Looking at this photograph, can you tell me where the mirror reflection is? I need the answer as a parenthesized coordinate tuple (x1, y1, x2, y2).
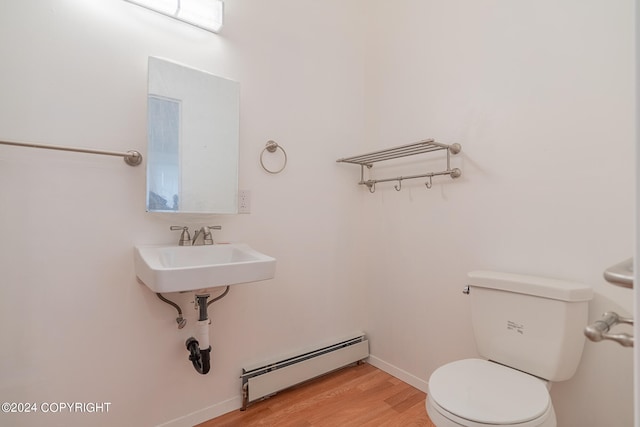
(147, 57, 240, 214)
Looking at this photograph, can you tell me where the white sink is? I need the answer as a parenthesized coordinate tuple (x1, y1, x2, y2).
(134, 243, 276, 293)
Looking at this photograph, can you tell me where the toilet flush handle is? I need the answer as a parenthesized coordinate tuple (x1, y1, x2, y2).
(462, 285, 470, 295)
(584, 311, 634, 347)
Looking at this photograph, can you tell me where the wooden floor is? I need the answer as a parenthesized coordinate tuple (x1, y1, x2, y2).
(197, 363, 436, 427)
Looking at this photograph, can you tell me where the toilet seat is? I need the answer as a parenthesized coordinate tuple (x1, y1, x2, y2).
(427, 359, 553, 426)
(427, 394, 554, 427)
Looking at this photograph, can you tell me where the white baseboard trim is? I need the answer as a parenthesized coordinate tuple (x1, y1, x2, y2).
(156, 395, 242, 427)
(367, 355, 429, 393)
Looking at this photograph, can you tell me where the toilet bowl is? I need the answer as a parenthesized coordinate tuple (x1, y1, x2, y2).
(425, 271, 592, 427)
(426, 359, 556, 427)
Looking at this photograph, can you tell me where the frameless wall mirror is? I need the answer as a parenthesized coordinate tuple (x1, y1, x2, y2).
(146, 57, 239, 214)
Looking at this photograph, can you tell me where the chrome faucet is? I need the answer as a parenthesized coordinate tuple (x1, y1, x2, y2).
(170, 225, 222, 246)
(196, 225, 222, 245)
(170, 226, 192, 246)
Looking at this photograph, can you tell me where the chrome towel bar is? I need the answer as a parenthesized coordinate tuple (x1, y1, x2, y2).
(0, 138, 143, 166)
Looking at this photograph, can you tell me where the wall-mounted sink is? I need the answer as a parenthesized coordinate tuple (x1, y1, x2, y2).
(603, 258, 633, 289)
(134, 244, 276, 293)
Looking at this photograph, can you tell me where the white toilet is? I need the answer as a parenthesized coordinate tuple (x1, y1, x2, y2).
(426, 270, 593, 427)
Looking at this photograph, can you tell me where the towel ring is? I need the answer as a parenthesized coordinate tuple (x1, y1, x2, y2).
(260, 140, 287, 174)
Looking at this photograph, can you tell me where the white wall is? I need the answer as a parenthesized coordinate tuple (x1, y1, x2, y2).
(363, 1, 635, 426)
(0, 1, 367, 426)
(0, 1, 635, 427)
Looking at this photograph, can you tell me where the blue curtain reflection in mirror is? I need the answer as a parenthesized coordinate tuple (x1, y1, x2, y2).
(147, 95, 180, 211)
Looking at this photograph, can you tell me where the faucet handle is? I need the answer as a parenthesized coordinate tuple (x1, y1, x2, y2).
(170, 226, 192, 246)
(202, 226, 222, 245)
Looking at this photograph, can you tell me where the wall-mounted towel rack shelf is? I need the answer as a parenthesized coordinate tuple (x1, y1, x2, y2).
(0, 139, 143, 166)
(336, 139, 461, 193)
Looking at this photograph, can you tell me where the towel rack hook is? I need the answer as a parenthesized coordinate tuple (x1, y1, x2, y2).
(425, 176, 433, 189)
(367, 182, 376, 193)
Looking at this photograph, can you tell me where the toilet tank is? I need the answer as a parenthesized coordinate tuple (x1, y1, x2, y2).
(468, 270, 593, 382)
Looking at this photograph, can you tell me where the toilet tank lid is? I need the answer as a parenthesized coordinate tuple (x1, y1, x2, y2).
(468, 270, 593, 302)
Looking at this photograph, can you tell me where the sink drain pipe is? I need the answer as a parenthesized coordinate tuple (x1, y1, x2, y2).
(184, 287, 230, 375)
(186, 293, 212, 375)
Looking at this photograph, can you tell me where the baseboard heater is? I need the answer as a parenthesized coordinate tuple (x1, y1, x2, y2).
(240, 333, 369, 410)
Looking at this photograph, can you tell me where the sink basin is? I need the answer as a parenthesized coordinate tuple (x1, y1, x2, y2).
(603, 258, 633, 289)
(134, 243, 276, 293)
